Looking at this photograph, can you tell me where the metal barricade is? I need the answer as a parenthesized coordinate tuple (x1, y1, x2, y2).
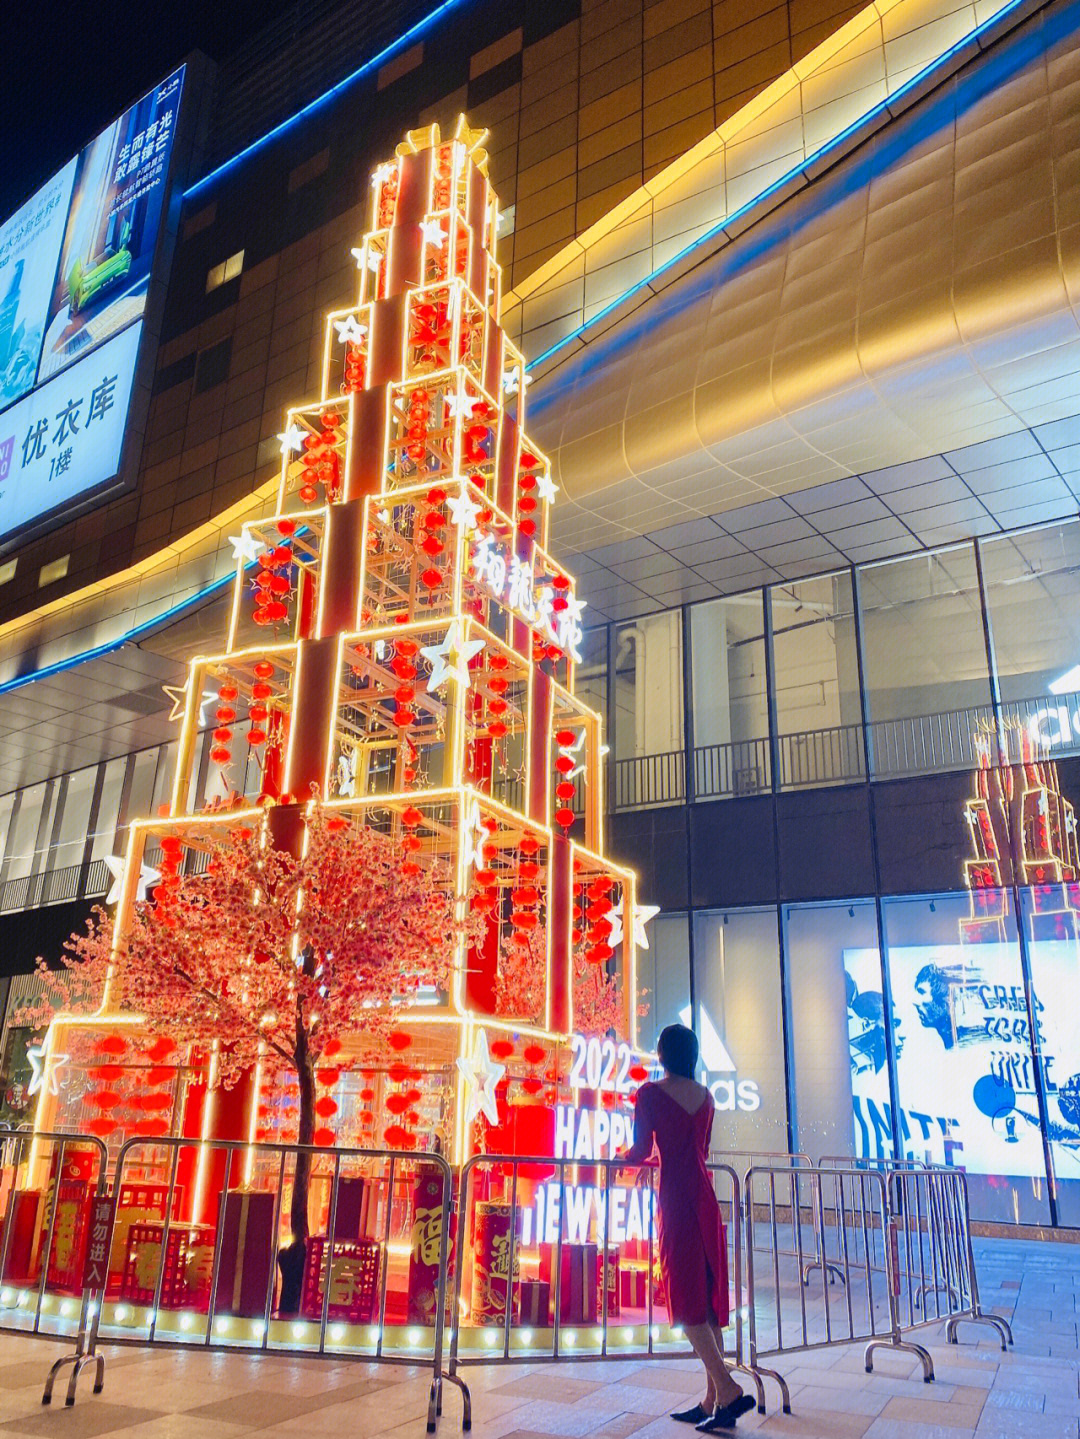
(103, 1137, 459, 1431)
(0, 1131, 459, 1430)
(0, 1127, 110, 1405)
(884, 1166, 1012, 1355)
(744, 1161, 1011, 1389)
(745, 1163, 928, 1377)
(443, 1153, 787, 1427)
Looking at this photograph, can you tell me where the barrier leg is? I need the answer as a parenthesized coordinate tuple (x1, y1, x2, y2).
(865, 1336, 934, 1382)
(440, 1371, 472, 1431)
(427, 1376, 441, 1433)
(42, 1353, 76, 1406)
(945, 1313, 1012, 1350)
(735, 1360, 791, 1415)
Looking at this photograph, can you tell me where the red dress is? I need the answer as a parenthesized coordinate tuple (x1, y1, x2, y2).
(623, 1081, 729, 1327)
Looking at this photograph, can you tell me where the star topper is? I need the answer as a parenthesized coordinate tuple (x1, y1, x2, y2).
(27, 1042, 68, 1099)
(456, 1029, 505, 1128)
(162, 684, 217, 724)
(421, 619, 484, 693)
(103, 856, 161, 907)
(229, 530, 263, 565)
(333, 314, 369, 346)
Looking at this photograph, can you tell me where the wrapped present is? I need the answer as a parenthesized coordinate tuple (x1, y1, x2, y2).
(620, 1264, 648, 1310)
(217, 1190, 275, 1317)
(470, 1202, 520, 1324)
(108, 1184, 170, 1295)
(599, 1245, 619, 1320)
(518, 1278, 550, 1327)
(335, 1177, 369, 1239)
(45, 1180, 93, 1295)
(407, 1168, 444, 1325)
(300, 1236, 381, 1322)
(1, 1190, 44, 1285)
(539, 1242, 598, 1324)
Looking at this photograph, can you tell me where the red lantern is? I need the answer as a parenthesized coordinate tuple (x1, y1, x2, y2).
(388, 1031, 412, 1051)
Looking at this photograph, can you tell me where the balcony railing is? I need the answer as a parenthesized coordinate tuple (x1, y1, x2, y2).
(0, 858, 111, 916)
(613, 750, 686, 810)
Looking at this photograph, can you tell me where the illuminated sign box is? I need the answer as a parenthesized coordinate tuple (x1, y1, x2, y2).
(0, 65, 185, 545)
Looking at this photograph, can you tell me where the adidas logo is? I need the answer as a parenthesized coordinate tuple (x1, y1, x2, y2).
(680, 1005, 761, 1113)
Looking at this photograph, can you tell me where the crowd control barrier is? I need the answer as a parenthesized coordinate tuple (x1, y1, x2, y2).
(443, 1153, 789, 1427)
(743, 1161, 1011, 1386)
(0, 1131, 459, 1430)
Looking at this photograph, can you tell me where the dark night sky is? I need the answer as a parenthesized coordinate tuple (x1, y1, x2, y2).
(0, 0, 304, 222)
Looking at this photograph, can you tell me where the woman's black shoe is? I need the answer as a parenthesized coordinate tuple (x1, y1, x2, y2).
(694, 1393, 756, 1431)
(671, 1404, 710, 1424)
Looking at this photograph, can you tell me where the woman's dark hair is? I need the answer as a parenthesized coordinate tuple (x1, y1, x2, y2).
(657, 1023, 699, 1079)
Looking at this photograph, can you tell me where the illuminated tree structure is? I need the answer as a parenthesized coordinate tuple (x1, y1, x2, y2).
(963, 722, 1080, 941)
(32, 118, 653, 1182)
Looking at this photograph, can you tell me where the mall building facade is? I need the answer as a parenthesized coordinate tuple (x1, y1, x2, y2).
(0, 0, 1079, 1229)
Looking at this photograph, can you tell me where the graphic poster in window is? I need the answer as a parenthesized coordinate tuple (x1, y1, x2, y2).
(845, 943, 1080, 1178)
(38, 67, 184, 385)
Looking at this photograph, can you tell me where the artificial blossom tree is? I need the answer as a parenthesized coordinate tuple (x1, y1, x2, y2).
(30, 804, 474, 1305)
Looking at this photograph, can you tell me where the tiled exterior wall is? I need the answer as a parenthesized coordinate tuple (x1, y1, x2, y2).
(0, 0, 864, 623)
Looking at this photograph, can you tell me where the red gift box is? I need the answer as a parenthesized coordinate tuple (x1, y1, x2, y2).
(217, 1190, 275, 1317)
(518, 1278, 550, 1326)
(539, 1242, 598, 1324)
(620, 1265, 648, 1310)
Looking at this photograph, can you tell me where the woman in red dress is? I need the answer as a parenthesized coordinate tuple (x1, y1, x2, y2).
(622, 1025, 754, 1432)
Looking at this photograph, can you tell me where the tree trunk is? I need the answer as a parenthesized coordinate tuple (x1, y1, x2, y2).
(277, 1011, 316, 1314)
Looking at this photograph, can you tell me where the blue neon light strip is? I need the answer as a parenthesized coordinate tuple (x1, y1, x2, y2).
(0, 566, 239, 698)
(186, 0, 472, 199)
(531, 0, 1033, 370)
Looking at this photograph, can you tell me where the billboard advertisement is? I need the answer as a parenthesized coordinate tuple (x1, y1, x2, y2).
(0, 65, 184, 544)
(0, 322, 142, 538)
(844, 942, 1080, 1182)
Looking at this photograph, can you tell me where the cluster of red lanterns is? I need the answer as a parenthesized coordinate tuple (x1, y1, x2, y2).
(508, 830, 541, 952)
(411, 305, 449, 367)
(154, 834, 184, 908)
(417, 485, 447, 591)
(554, 729, 579, 830)
(82, 1034, 177, 1138)
(518, 451, 541, 538)
(343, 337, 365, 394)
(375, 165, 399, 229)
(391, 637, 420, 730)
(248, 659, 276, 747)
(469, 814, 502, 917)
(399, 803, 425, 875)
(383, 1032, 423, 1149)
(252, 538, 293, 627)
(297, 412, 342, 504)
(575, 872, 617, 966)
(483, 652, 510, 739)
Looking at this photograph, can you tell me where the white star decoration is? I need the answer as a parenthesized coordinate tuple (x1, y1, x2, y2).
(350, 246, 366, 268)
(502, 370, 531, 397)
(563, 728, 587, 780)
(334, 314, 369, 346)
(420, 218, 446, 247)
(456, 1029, 505, 1129)
(609, 898, 661, 950)
(536, 471, 558, 504)
(371, 163, 394, 189)
(444, 392, 477, 419)
(421, 619, 484, 694)
(277, 425, 306, 455)
(27, 1042, 68, 1099)
(447, 490, 482, 531)
(103, 856, 161, 907)
(229, 531, 263, 565)
(464, 799, 488, 873)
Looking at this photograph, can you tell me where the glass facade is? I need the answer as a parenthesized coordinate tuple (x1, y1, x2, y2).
(3, 516, 1080, 1228)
